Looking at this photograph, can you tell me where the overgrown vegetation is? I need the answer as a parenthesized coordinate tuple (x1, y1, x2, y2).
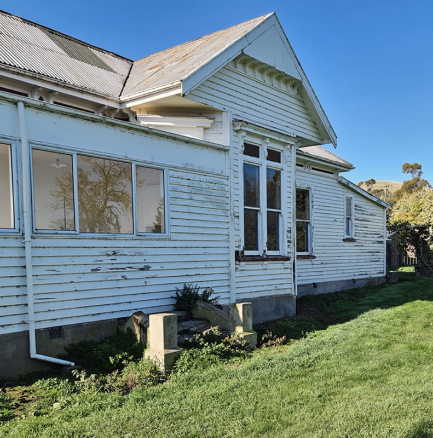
(59, 329, 145, 374)
(175, 328, 252, 373)
(2, 268, 433, 437)
(172, 283, 220, 313)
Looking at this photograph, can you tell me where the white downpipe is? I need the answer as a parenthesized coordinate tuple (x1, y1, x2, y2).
(291, 143, 297, 297)
(17, 102, 75, 367)
(224, 111, 236, 304)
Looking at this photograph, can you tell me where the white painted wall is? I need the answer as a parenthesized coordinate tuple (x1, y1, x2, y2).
(188, 63, 322, 144)
(296, 168, 386, 284)
(0, 102, 230, 335)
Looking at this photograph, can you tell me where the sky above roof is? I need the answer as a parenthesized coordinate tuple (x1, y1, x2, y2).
(1, 0, 432, 185)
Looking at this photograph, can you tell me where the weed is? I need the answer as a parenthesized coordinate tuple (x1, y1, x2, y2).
(259, 331, 287, 348)
(172, 284, 220, 313)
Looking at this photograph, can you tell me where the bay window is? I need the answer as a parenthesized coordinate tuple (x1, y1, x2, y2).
(243, 142, 282, 256)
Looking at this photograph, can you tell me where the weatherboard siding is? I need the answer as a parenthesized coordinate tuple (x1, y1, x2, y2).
(188, 63, 322, 143)
(0, 102, 230, 335)
(232, 131, 295, 300)
(0, 168, 230, 335)
(296, 169, 386, 285)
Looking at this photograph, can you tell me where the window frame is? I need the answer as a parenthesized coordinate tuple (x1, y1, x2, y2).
(0, 139, 19, 233)
(30, 144, 169, 238)
(241, 141, 284, 257)
(345, 196, 354, 239)
(296, 187, 313, 255)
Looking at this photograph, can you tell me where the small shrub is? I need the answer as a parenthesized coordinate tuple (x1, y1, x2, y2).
(60, 329, 145, 374)
(172, 284, 220, 313)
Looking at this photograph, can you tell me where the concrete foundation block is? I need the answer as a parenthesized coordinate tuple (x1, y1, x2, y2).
(192, 301, 234, 331)
(145, 313, 180, 371)
(120, 311, 149, 344)
(231, 303, 257, 347)
(239, 331, 257, 348)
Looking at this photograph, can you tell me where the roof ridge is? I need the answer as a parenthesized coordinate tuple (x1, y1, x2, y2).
(0, 9, 133, 62)
(133, 13, 273, 63)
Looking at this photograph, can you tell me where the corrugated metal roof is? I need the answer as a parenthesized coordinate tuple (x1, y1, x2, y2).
(299, 145, 354, 169)
(0, 10, 132, 98)
(121, 14, 272, 99)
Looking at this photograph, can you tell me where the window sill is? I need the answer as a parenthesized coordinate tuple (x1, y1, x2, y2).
(296, 254, 316, 260)
(343, 238, 356, 242)
(235, 251, 291, 262)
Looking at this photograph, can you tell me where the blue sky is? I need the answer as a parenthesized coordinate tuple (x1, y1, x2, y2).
(1, 0, 432, 184)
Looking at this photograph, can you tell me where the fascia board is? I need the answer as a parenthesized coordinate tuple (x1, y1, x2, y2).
(297, 153, 353, 172)
(0, 68, 119, 107)
(181, 15, 275, 96)
(270, 14, 337, 147)
(338, 176, 390, 208)
(120, 86, 182, 108)
(182, 13, 336, 148)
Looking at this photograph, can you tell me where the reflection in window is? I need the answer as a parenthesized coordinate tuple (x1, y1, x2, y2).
(32, 149, 75, 231)
(345, 197, 354, 237)
(136, 166, 165, 233)
(296, 188, 311, 253)
(0, 143, 14, 229)
(267, 168, 281, 251)
(244, 163, 260, 250)
(77, 155, 133, 234)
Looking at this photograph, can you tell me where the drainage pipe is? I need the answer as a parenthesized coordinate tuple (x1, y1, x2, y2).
(17, 101, 75, 367)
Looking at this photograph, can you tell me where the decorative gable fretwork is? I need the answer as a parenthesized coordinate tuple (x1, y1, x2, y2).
(231, 54, 302, 95)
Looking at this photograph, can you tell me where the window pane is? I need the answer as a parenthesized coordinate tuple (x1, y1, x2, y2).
(267, 168, 281, 209)
(244, 163, 260, 207)
(296, 189, 310, 220)
(346, 218, 352, 236)
(32, 149, 75, 231)
(346, 197, 352, 216)
(267, 149, 281, 163)
(0, 143, 14, 228)
(244, 209, 258, 251)
(267, 211, 279, 251)
(243, 143, 260, 158)
(77, 155, 133, 234)
(296, 222, 309, 253)
(136, 166, 165, 233)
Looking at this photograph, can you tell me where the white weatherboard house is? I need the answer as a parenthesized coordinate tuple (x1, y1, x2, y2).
(0, 11, 388, 376)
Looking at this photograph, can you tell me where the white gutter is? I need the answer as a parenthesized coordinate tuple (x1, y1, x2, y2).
(291, 143, 298, 298)
(17, 101, 75, 367)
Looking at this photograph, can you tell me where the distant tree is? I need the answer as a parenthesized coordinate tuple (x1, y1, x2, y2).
(393, 162, 431, 201)
(364, 178, 376, 192)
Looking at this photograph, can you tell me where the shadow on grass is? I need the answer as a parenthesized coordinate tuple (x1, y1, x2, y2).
(404, 420, 433, 438)
(255, 268, 433, 345)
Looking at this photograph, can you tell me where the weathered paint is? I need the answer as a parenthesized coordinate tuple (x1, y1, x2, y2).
(296, 168, 386, 285)
(0, 102, 231, 335)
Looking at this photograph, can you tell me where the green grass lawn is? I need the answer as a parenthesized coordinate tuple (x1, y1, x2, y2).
(2, 268, 433, 437)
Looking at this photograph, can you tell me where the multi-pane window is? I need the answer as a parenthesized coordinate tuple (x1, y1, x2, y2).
(243, 142, 282, 255)
(31, 148, 166, 235)
(296, 188, 311, 253)
(345, 196, 354, 238)
(0, 143, 14, 229)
